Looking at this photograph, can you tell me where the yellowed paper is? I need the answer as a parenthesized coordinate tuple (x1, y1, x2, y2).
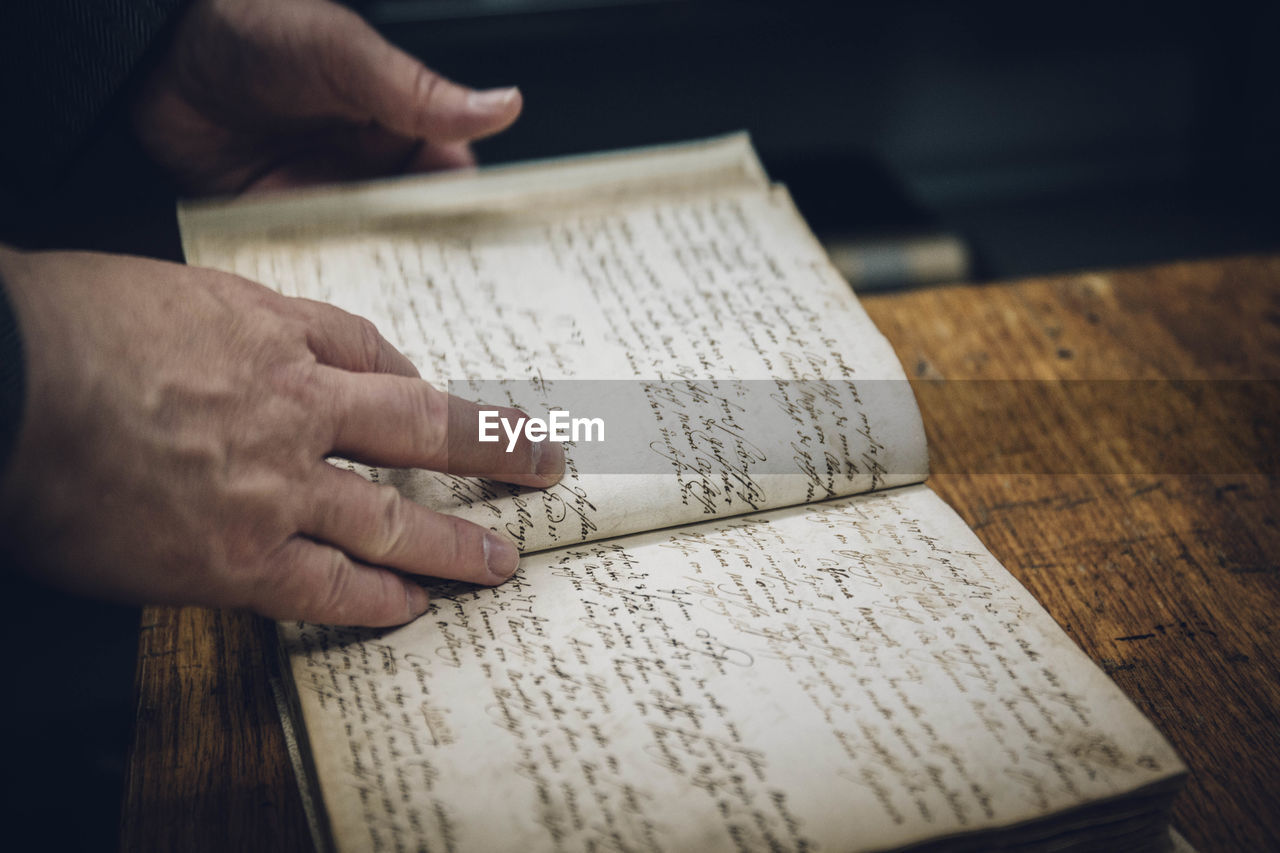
(180, 136, 928, 554)
(181, 138, 1183, 852)
(284, 486, 1184, 852)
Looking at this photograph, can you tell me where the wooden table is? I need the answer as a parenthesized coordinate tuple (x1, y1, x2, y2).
(121, 255, 1280, 851)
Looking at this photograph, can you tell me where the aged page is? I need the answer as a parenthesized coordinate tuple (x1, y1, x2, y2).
(179, 136, 927, 554)
(282, 485, 1184, 852)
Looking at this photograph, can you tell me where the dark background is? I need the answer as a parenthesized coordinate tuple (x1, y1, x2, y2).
(5, 0, 1278, 849)
(373, 0, 1280, 277)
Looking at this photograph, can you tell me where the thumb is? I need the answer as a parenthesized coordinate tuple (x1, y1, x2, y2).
(317, 5, 522, 142)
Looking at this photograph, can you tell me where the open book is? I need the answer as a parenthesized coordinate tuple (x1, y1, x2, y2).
(180, 136, 1186, 853)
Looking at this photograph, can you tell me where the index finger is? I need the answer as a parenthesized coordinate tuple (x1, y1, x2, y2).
(320, 368, 565, 487)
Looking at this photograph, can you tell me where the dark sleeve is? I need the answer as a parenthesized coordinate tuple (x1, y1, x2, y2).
(0, 1, 192, 197)
(0, 1, 192, 471)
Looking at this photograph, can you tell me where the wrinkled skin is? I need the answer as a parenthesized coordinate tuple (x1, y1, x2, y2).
(132, 0, 523, 193)
(1, 0, 554, 626)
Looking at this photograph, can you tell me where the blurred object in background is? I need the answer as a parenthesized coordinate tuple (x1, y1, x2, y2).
(367, 0, 1280, 285)
(825, 232, 971, 292)
(777, 150, 971, 290)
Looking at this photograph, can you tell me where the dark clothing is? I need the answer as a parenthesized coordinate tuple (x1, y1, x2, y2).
(0, 2, 188, 198)
(1, 13, 196, 848)
(0, 1, 190, 472)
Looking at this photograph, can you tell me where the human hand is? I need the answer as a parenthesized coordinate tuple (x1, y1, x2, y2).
(0, 247, 562, 626)
(131, 0, 523, 194)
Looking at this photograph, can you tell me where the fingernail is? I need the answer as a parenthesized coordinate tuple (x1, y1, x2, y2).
(483, 531, 520, 582)
(468, 87, 520, 112)
(405, 583, 430, 619)
(535, 440, 565, 481)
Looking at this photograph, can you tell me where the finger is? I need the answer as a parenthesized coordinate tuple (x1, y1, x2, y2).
(258, 537, 431, 627)
(317, 7, 522, 142)
(244, 163, 327, 194)
(407, 141, 477, 173)
(305, 465, 520, 584)
(245, 151, 379, 192)
(239, 127, 425, 189)
(243, 129, 474, 190)
(318, 368, 566, 486)
(291, 298, 420, 377)
(347, 124, 423, 175)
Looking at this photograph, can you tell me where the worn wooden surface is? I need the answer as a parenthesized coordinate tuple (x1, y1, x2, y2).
(122, 255, 1280, 851)
(863, 255, 1280, 852)
(121, 606, 313, 851)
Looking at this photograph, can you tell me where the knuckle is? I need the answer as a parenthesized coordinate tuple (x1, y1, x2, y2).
(258, 319, 321, 391)
(352, 314, 386, 370)
(410, 64, 444, 115)
(210, 488, 301, 598)
(245, 539, 314, 620)
(413, 384, 450, 460)
(312, 550, 406, 627)
(275, 310, 314, 350)
(369, 484, 414, 562)
(269, 356, 319, 402)
(312, 549, 358, 624)
(269, 361, 332, 447)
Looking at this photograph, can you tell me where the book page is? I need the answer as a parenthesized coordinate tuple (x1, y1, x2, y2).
(179, 137, 927, 553)
(281, 485, 1184, 852)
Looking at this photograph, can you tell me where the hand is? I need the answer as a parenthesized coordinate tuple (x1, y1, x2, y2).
(131, 0, 523, 194)
(0, 247, 563, 626)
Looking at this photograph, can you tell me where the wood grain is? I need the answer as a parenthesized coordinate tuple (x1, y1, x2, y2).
(862, 255, 1280, 852)
(122, 255, 1280, 851)
(121, 606, 312, 851)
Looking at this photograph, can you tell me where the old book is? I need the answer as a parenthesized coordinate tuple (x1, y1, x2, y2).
(180, 135, 1186, 852)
